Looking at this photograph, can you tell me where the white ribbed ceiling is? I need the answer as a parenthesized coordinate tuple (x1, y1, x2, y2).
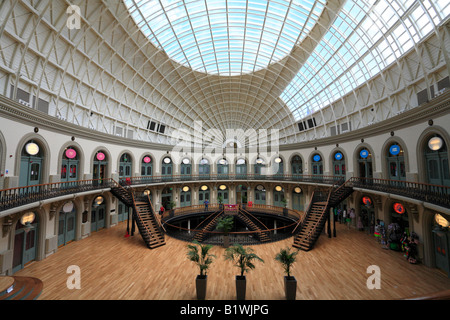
(0, 0, 449, 148)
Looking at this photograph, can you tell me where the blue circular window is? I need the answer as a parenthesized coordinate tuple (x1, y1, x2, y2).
(334, 152, 343, 160)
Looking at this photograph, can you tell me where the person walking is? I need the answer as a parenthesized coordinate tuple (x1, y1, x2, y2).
(204, 199, 209, 211)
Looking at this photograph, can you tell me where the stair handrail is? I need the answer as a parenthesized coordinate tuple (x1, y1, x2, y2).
(192, 209, 223, 230)
(129, 189, 152, 237)
(301, 180, 340, 244)
(239, 206, 270, 231)
(146, 193, 166, 233)
(292, 190, 315, 234)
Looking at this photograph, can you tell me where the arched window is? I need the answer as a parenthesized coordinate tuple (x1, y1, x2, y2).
(162, 157, 173, 180)
(199, 158, 210, 179)
(180, 158, 192, 180)
(141, 155, 153, 177)
(236, 158, 247, 178)
(311, 154, 323, 176)
(424, 135, 449, 186)
(333, 152, 346, 178)
(20, 140, 44, 187)
(291, 155, 303, 178)
(61, 147, 79, 183)
(119, 153, 132, 179)
(358, 148, 373, 179)
(93, 150, 108, 185)
(273, 157, 283, 177)
(217, 158, 229, 178)
(386, 143, 405, 181)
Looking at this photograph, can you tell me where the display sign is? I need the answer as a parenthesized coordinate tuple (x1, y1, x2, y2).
(143, 156, 151, 163)
(334, 152, 343, 160)
(389, 145, 401, 156)
(360, 149, 369, 158)
(96, 152, 105, 161)
(362, 196, 372, 206)
(393, 202, 405, 214)
(65, 148, 77, 159)
(313, 154, 321, 162)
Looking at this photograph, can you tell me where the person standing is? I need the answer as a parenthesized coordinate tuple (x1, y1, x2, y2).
(204, 199, 209, 211)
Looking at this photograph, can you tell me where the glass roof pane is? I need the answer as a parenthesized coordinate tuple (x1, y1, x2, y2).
(125, 0, 326, 76)
(282, 0, 449, 121)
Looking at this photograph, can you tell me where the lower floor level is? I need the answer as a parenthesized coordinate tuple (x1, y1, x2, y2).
(11, 221, 450, 300)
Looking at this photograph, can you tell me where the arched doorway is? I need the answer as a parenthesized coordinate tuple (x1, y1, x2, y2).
(161, 187, 173, 209)
(91, 196, 106, 232)
(424, 135, 450, 186)
(235, 158, 247, 179)
(13, 212, 39, 273)
(273, 185, 285, 207)
(432, 213, 450, 276)
(20, 140, 44, 187)
(236, 185, 248, 204)
(291, 155, 303, 179)
(119, 153, 132, 181)
(292, 186, 303, 211)
(254, 185, 266, 205)
(254, 157, 266, 177)
(358, 148, 373, 179)
(273, 157, 283, 178)
(386, 143, 406, 181)
(180, 157, 192, 180)
(141, 155, 153, 179)
(333, 151, 346, 178)
(61, 146, 79, 183)
(217, 158, 229, 179)
(180, 186, 191, 207)
(199, 158, 210, 180)
(217, 185, 229, 204)
(93, 150, 108, 185)
(58, 201, 76, 247)
(311, 153, 323, 176)
(199, 185, 210, 205)
(162, 157, 173, 181)
(360, 196, 375, 234)
(387, 202, 409, 251)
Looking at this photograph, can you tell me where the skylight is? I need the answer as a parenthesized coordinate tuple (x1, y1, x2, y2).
(281, 0, 450, 121)
(125, 0, 326, 76)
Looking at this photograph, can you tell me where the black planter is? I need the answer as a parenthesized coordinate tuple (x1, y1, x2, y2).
(223, 235, 230, 248)
(284, 276, 297, 300)
(236, 275, 246, 300)
(196, 275, 207, 300)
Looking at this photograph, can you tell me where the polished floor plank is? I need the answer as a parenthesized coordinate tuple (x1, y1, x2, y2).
(14, 221, 450, 300)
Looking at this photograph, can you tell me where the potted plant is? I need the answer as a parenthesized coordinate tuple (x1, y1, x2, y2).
(281, 198, 288, 216)
(224, 243, 264, 300)
(217, 195, 224, 210)
(275, 247, 298, 300)
(168, 200, 176, 217)
(186, 240, 216, 300)
(215, 215, 234, 248)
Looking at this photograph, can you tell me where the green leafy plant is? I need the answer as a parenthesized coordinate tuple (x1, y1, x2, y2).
(217, 195, 224, 204)
(168, 200, 176, 210)
(187, 240, 216, 278)
(224, 243, 264, 277)
(215, 215, 234, 234)
(275, 247, 298, 279)
(281, 198, 287, 208)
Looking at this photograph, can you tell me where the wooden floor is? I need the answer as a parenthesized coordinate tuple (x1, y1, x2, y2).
(14, 221, 450, 300)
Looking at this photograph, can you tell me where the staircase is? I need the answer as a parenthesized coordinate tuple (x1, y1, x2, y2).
(133, 200, 166, 249)
(111, 185, 166, 249)
(293, 180, 354, 251)
(0, 276, 43, 300)
(193, 210, 224, 242)
(237, 209, 270, 243)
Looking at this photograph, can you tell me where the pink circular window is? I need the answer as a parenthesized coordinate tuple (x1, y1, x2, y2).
(65, 148, 77, 159)
(143, 156, 151, 163)
(96, 152, 105, 161)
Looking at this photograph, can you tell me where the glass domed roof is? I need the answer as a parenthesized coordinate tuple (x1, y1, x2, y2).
(125, 0, 326, 76)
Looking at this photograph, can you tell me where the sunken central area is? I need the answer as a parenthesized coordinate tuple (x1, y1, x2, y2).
(163, 207, 298, 245)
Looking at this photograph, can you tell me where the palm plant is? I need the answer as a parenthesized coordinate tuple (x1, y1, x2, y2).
(187, 240, 216, 278)
(275, 247, 298, 279)
(216, 215, 234, 248)
(224, 243, 264, 278)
